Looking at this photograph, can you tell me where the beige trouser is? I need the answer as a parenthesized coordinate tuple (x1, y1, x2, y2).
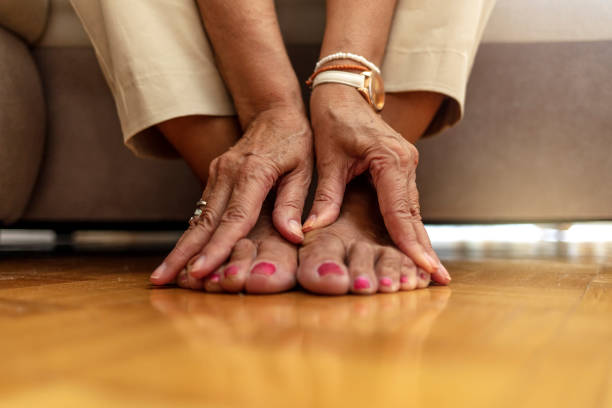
(71, 0, 495, 158)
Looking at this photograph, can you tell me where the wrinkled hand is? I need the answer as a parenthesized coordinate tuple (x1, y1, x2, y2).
(305, 85, 450, 284)
(151, 107, 313, 284)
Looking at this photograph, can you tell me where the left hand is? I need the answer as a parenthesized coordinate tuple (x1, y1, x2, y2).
(150, 106, 313, 285)
(305, 84, 450, 284)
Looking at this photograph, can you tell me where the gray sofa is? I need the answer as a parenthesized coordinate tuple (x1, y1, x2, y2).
(1, 0, 611, 228)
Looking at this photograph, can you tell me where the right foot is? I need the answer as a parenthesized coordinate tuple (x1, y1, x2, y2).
(298, 178, 441, 295)
(175, 203, 298, 294)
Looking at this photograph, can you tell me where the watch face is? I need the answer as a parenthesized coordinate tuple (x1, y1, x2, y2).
(368, 71, 385, 111)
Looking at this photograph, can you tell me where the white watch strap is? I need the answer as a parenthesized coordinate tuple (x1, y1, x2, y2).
(312, 70, 366, 89)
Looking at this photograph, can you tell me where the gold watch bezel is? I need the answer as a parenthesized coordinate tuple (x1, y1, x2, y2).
(358, 71, 385, 112)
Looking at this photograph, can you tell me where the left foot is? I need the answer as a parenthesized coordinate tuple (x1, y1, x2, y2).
(176, 204, 298, 294)
(297, 178, 435, 295)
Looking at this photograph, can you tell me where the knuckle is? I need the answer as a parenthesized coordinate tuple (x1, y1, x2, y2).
(368, 139, 419, 179)
(240, 156, 280, 190)
(275, 198, 302, 212)
(313, 187, 340, 207)
(217, 153, 239, 174)
(195, 207, 218, 232)
(383, 197, 422, 221)
(208, 157, 220, 179)
(221, 204, 250, 224)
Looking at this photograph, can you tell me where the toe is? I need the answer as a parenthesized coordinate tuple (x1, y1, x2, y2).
(416, 267, 432, 289)
(245, 233, 297, 294)
(204, 269, 224, 293)
(219, 238, 256, 293)
(178, 267, 207, 290)
(399, 257, 419, 291)
(375, 247, 401, 293)
(297, 232, 350, 295)
(176, 268, 190, 289)
(348, 242, 377, 295)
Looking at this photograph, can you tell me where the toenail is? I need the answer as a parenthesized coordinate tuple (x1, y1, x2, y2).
(419, 271, 428, 280)
(224, 265, 239, 278)
(400, 275, 409, 283)
(354, 276, 371, 290)
(317, 262, 344, 277)
(210, 274, 220, 283)
(178, 271, 189, 286)
(379, 277, 392, 286)
(251, 262, 276, 276)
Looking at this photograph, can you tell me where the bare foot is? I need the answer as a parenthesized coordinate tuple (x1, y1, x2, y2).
(298, 178, 433, 295)
(176, 202, 298, 294)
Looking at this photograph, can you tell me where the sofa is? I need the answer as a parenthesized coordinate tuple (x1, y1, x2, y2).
(1, 0, 611, 230)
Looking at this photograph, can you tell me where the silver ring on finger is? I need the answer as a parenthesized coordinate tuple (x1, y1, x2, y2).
(188, 199, 208, 227)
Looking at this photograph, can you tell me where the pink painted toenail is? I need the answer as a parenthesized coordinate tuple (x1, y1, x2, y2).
(224, 265, 239, 278)
(210, 274, 220, 283)
(317, 262, 344, 276)
(354, 276, 371, 290)
(251, 262, 276, 276)
(379, 277, 392, 286)
(400, 275, 409, 283)
(419, 271, 428, 280)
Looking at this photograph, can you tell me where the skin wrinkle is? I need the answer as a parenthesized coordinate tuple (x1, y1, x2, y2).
(152, 0, 451, 289)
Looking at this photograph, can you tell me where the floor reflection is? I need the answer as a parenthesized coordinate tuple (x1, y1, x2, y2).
(149, 288, 451, 406)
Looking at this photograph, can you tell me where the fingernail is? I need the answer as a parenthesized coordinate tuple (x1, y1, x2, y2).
(224, 265, 239, 278)
(354, 276, 371, 290)
(317, 262, 344, 276)
(251, 262, 276, 276)
(209, 274, 220, 283)
(191, 255, 206, 272)
(424, 253, 439, 271)
(441, 264, 452, 281)
(302, 215, 317, 231)
(151, 263, 167, 280)
(379, 277, 393, 287)
(289, 219, 304, 239)
(400, 275, 409, 283)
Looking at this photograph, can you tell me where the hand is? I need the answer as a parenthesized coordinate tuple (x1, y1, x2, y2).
(151, 107, 313, 284)
(305, 85, 450, 284)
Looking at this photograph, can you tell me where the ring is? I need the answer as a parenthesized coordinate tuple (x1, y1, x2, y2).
(189, 199, 208, 226)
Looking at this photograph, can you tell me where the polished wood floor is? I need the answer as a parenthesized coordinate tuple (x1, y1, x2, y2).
(1, 242, 611, 407)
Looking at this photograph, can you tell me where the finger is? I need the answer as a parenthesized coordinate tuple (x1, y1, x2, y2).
(189, 157, 278, 278)
(150, 170, 232, 285)
(303, 161, 346, 232)
(412, 219, 451, 284)
(272, 166, 311, 244)
(371, 163, 438, 275)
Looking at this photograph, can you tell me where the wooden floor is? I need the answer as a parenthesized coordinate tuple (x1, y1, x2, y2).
(1, 242, 611, 407)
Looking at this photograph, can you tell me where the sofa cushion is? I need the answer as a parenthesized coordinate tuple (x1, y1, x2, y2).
(37, 0, 90, 47)
(0, 0, 48, 44)
(0, 27, 46, 224)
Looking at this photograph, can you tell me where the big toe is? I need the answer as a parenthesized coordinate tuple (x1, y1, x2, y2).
(297, 232, 350, 295)
(245, 234, 297, 294)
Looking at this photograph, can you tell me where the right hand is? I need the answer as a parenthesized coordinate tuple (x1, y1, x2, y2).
(305, 84, 450, 284)
(150, 107, 313, 285)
